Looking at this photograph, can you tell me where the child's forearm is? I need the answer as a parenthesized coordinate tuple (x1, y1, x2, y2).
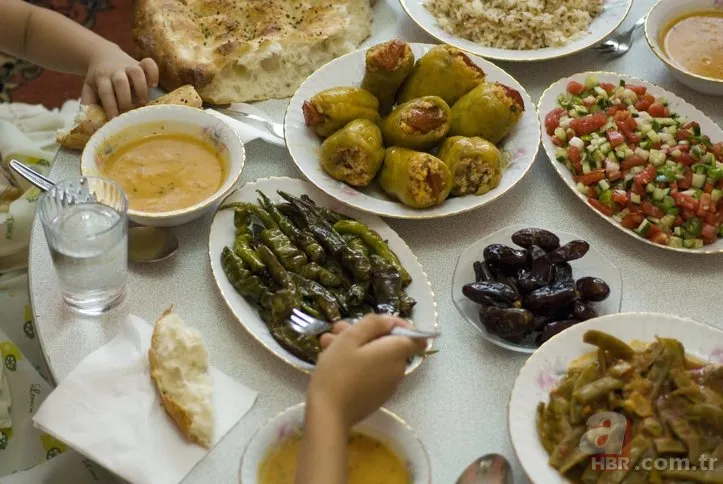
(295, 399, 348, 484)
(0, 0, 118, 75)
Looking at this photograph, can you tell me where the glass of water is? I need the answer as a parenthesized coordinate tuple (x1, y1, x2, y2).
(38, 176, 128, 314)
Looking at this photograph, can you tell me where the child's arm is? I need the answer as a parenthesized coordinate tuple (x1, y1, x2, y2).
(295, 315, 425, 484)
(0, 0, 158, 117)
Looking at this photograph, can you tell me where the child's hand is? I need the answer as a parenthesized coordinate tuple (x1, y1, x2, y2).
(81, 45, 159, 118)
(307, 314, 425, 429)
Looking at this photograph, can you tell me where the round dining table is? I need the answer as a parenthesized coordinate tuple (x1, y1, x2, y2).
(27, 0, 723, 482)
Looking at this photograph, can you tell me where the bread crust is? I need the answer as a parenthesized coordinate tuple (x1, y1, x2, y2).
(149, 306, 211, 448)
(131, 0, 374, 104)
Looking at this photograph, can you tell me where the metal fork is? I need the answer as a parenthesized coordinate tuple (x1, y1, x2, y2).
(288, 308, 440, 339)
(214, 106, 285, 140)
(594, 15, 647, 58)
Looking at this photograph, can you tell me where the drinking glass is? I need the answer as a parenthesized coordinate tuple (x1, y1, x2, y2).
(38, 176, 128, 314)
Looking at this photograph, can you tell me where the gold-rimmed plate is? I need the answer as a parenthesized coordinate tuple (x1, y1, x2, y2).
(538, 71, 723, 254)
(284, 43, 540, 220)
(208, 177, 439, 374)
(398, 0, 632, 62)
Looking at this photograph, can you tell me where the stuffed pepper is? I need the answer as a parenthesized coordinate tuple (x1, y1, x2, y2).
(379, 147, 452, 208)
(382, 96, 451, 151)
(361, 39, 415, 115)
(303, 87, 381, 138)
(437, 136, 502, 196)
(449, 82, 525, 144)
(319, 119, 385, 188)
(397, 45, 485, 106)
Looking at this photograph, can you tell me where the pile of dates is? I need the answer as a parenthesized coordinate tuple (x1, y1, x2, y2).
(462, 228, 611, 347)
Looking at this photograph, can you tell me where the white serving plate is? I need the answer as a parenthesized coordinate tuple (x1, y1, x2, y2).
(208, 177, 438, 374)
(451, 224, 622, 354)
(538, 72, 723, 254)
(239, 402, 431, 483)
(81, 105, 245, 227)
(398, 0, 632, 62)
(645, 0, 723, 96)
(284, 43, 540, 220)
(508, 312, 723, 484)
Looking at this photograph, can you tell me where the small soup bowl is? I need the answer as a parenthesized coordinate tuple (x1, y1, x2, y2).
(645, 0, 723, 96)
(81, 105, 245, 227)
(239, 402, 431, 483)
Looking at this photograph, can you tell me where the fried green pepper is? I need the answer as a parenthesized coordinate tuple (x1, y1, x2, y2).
(449, 82, 525, 144)
(379, 147, 453, 209)
(319, 119, 385, 188)
(300, 262, 342, 288)
(260, 228, 308, 272)
(333, 219, 412, 287)
(437, 136, 502, 196)
(289, 273, 341, 322)
(302, 87, 381, 138)
(232, 231, 265, 273)
(220, 247, 269, 304)
(583, 330, 635, 360)
(256, 244, 296, 294)
(221, 202, 277, 229)
(370, 254, 402, 315)
(397, 45, 486, 106)
(361, 39, 415, 114)
(269, 324, 321, 364)
(382, 96, 451, 151)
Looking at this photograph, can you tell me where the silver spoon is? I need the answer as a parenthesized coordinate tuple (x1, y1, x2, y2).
(456, 454, 513, 484)
(212, 106, 285, 139)
(9, 159, 178, 263)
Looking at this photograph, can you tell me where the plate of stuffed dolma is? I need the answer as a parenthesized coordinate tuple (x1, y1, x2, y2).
(285, 41, 541, 219)
(208, 176, 439, 374)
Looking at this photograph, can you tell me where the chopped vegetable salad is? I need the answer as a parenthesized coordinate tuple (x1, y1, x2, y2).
(545, 76, 723, 248)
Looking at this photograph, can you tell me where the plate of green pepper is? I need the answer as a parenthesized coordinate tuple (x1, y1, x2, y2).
(208, 176, 439, 373)
(284, 41, 541, 219)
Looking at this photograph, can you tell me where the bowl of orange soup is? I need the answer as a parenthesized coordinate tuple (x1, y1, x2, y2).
(645, 0, 723, 96)
(239, 403, 431, 484)
(81, 105, 245, 226)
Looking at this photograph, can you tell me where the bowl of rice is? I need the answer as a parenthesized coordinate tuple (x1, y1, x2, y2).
(399, 0, 633, 62)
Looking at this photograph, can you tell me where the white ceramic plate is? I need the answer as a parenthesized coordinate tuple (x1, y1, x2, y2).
(81, 105, 246, 227)
(208, 177, 438, 374)
(451, 224, 622, 354)
(284, 43, 540, 220)
(399, 0, 632, 62)
(508, 312, 723, 484)
(239, 402, 431, 483)
(538, 72, 723, 254)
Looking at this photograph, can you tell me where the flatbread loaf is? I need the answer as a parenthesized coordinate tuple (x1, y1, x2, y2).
(56, 85, 203, 150)
(149, 307, 214, 448)
(132, 0, 374, 104)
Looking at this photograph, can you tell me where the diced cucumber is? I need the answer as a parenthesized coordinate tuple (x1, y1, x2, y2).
(553, 127, 567, 142)
(576, 182, 588, 194)
(586, 143, 596, 153)
(592, 150, 606, 164)
(598, 179, 610, 191)
(555, 147, 567, 160)
(599, 142, 612, 155)
(646, 130, 661, 144)
(584, 75, 598, 89)
(582, 161, 592, 174)
(667, 236, 683, 248)
(660, 214, 676, 228)
(574, 105, 589, 116)
(692, 173, 707, 189)
(653, 187, 669, 201)
(702, 153, 716, 164)
(569, 136, 584, 150)
(670, 149, 681, 158)
(640, 124, 652, 134)
(640, 139, 652, 150)
(635, 219, 652, 236)
(646, 183, 655, 193)
(593, 86, 608, 99)
(674, 226, 682, 237)
(634, 147, 650, 161)
(712, 189, 723, 203)
(655, 117, 678, 126)
(682, 238, 704, 249)
(630, 193, 641, 204)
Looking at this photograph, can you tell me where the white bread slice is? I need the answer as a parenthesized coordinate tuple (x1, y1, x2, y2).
(148, 307, 213, 448)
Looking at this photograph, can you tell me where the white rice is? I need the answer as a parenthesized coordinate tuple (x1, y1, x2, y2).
(423, 0, 602, 50)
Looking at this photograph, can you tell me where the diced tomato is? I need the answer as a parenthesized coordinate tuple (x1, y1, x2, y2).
(545, 107, 566, 136)
(567, 81, 585, 95)
(634, 165, 657, 185)
(704, 183, 714, 194)
(621, 155, 646, 170)
(697, 193, 712, 216)
(583, 97, 596, 108)
(587, 187, 598, 197)
(648, 103, 667, 117)
(703, 212, 719, 226)
(646, 224, 662, 240)
(567, 146, 581, 164)
(650, 232, 670, 245)
(683, 121, 700, 130)
(674, 216, 684, 227)
(678, 144, 690, 153)
(642, 201, 665, 218)
(652, 142, 662, 150)
(678, 168, 693, 189)
(631, 181, 645, 195)
(588, 197, 614, 216)
(609, 171, 622, 182)
(641, 94, 656, 105)
(606, 105, 626, 117)
(673, 191, 698, 211)
(682, 208, 697, 220)
(621, 212, 645, 229)
(574, 170, 606, 185)
(627, 85, 647, 96)
(701, 224, 717, 244)
(606, 130, 625, 147)
(600, 82, 615, 93)
(675, 129, 692, 141)
(552, 136, 563, 147)
(626, 117, 637, 130)
(612, 190, 629, 205)
(570, 112, 607, 136)
(712, 142, 723, 161)
(635, 99, 652, 111)
(614, 110, 631, 122)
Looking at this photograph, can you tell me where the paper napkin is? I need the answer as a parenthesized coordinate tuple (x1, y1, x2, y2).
(32, 315, 258, 484)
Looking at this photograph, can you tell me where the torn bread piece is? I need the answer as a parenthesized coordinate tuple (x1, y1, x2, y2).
(149, 307, 214, 448)
(56, 85, 203, 150)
